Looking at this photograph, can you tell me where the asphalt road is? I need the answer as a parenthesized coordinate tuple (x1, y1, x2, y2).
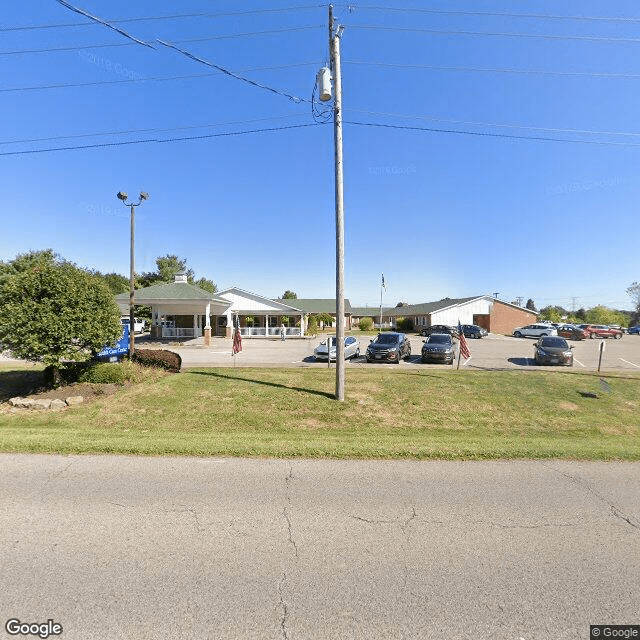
(1, 455, 638, 640)
(142, 332, 640, 372)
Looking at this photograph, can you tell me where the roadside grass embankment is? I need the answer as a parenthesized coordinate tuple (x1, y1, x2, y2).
(1, 366, 638, 460)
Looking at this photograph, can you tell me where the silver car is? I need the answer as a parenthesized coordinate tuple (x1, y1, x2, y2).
(314, 336, 361, 361)
(513, 324, 558, 338)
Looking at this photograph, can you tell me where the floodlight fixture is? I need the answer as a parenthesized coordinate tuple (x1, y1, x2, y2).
(117, 191, 128, 201)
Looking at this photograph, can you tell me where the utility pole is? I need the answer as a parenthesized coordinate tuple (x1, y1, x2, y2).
(329, 5, 345, 401)
(117, 191, 149, 358)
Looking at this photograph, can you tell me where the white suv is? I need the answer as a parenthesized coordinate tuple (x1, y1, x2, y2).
(513, 324, 558, 338)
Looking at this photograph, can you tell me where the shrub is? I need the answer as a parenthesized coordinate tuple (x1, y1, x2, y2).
(78, 363, 128, 385)
(396, 317, 414, 331)
(306, 315, 318, 336)
(358, 317, 373, 332)
(132, 349, 181, 372)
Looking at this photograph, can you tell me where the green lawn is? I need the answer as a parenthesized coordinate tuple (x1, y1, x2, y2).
(1, 367, 639, 459)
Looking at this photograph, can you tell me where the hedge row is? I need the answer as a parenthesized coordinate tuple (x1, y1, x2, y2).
(132, 349, 181, 372)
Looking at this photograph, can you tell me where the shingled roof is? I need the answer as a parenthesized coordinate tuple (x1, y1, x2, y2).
(273, 298, 353, 314)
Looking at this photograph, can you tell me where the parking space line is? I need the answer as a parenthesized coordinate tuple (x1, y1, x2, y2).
(619, 358, 640, 368)
(573, 358, 585, 368)
(462, 356, 472, 367)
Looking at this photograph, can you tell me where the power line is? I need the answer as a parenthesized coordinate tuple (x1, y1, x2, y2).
(345, 120, 640, 147)
(0, 123, 326, 157)
(2, 5, 326, 32)
(157, 39, 309, 103)
(0, 114, 311, 146)
(345, 107, 640, 139)
(0, 63, 320, 94)
(54, 0, 154, 48)
(348, 24, 640, 44)
(337, 5, 640, 25)
(0, 26, 323, 56)
(345, 60, 640, 80)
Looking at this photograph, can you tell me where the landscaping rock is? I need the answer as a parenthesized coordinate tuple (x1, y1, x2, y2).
(50, 399, 67, 411)
(65, 396, 84, 406)
(31, 399, 52, 410)
(9, 397, 32, 408)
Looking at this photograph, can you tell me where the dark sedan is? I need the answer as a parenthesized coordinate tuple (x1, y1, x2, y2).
(533, 336, 573, 366)
(365, 332, 411, 364)
(421, 334, 455, 364)
(419, 324, 459, 338)
(556, 325, 589, 341)
(460, 324, 487, 339)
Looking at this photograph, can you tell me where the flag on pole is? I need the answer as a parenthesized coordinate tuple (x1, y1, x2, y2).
(382, 273, 386, 290)
(458, 320, 470, 360)
(232, 314, 242, 355)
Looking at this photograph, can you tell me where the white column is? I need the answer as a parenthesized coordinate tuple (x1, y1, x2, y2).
(205, 303, 211, 328)
(193, 314, 198, 337)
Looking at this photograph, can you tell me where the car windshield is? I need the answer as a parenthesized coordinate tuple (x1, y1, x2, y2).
(428, 335, 451, 344)
(375, 334, 399, 344)
(540, 337, 568, 349)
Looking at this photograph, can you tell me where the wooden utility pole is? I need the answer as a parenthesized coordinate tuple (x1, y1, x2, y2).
(329, 5, 345, 401)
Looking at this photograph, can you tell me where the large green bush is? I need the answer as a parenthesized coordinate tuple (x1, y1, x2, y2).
(133, 349, 181, 372)
(358, 317, 374, 331)
(0, 251, 122, 372)
(396, 317, 414, 332)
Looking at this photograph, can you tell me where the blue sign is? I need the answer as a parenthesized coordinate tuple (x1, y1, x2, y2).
(96, 323, 130, 362)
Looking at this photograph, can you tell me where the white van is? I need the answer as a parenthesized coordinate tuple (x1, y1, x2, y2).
(120, 316, 145, 334)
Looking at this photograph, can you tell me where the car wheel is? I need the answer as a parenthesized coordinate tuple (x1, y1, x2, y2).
(614, 333, 621, 340)
(514, 331, 522, 338)
(590, 332, 596, 339)
(355, 348, 361, 357)
(365, 357, 371, 363)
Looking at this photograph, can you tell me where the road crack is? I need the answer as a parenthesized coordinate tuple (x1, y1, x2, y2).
(543, 464, 639, 531)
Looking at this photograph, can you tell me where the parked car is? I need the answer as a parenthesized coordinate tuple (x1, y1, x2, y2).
(120, 316, 146, 334)
(576, 324, 623, 339)
(419, 324, 459, 338)
(460, 324, 487, 339)
(533, 336, 573, 366)
(421, 334, 456, 364)
(628, 326, 640, 335)
(314, 335, 360, 361)
(513, 324, 558, 338)
(365, 332, 411, 363)
(556, 324, 589, 341)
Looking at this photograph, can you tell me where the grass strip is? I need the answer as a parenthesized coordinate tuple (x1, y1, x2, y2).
(1, 367, 638, 460)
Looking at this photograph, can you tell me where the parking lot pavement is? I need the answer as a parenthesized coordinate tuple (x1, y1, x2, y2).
(163, 333, 640, 372)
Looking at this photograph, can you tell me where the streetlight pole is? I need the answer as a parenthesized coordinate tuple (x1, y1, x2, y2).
(329, 5, 345, 401)
(117, 191, 149, 358)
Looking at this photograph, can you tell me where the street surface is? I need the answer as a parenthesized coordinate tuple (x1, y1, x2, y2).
(131, 332, 640, 372)
(1, 455, 638, 640)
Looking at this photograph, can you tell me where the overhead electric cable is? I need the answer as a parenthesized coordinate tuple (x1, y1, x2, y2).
(2, 5, 326, 32)
(345, 108, 640, 138)
(345, 60, 640, 79)
(348, 24, 640, 44)
(0, 63, 320, 94)
(54, 0, 154, 48)
(157, 39, 309, 103)
(338, 5, 640, 25)
(0, 114, 310, 146)
(344, 121, 640, 147)
(0, 26, 323, 56)
(0, 123, 325, 157)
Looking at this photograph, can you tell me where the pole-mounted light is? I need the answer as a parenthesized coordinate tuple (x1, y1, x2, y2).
(117, 191, 149, 358)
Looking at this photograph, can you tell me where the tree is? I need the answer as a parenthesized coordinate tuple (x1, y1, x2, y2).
(99, 272, 130, 295)
(140, 254, 194, 287)
(525, 299, 536, 311)
(140, 255, 216, 293)
(0, 252, 122, 374)
(282, 290, 297, 299)
(195, 277, 217, 294)
(627, 282, 640, 319)
(538, 306, 564, 323)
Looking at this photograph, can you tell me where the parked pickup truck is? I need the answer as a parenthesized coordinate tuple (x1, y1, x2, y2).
(120, 316, 145, 334)
(576, 324, 623, 339)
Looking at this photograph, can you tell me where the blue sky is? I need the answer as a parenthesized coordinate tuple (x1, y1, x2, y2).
(2, 1, 639, 311)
